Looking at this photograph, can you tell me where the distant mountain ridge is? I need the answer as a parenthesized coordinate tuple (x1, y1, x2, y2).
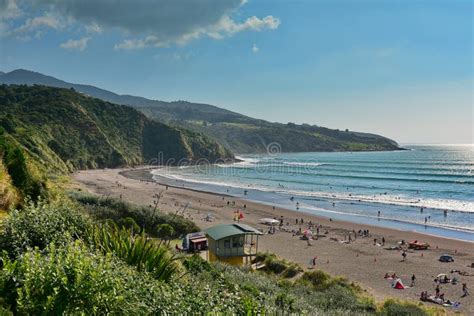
(0, 69, 401, 153)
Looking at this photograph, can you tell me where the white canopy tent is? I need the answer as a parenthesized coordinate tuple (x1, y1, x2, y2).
(259, 218, 280, 225)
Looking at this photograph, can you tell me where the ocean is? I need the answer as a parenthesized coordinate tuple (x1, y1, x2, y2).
(151, 144, 474, 241)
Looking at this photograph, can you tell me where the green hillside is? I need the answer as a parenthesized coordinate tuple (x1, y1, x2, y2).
(1, 70, 401, 153)
(173, 119, 400, 154)
(0, 85, 233, 176)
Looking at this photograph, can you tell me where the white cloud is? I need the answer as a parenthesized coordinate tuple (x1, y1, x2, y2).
(1, 0, 280, 50)
(115, 15, 280, 50)
(252, 43, 259, 53)
(3, 14, 63, 39)
(0, 0, 21, 20)
(60, 36, 90, 51)
(14, 15, 61, 33)
(85, 22, 102, 34)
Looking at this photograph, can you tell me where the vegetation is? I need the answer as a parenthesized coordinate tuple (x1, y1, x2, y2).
(0, 196, 439, 315)
(379, 299, 435, 316)
(0, 199, 89, 257)
(253, 252, 303, 278)
(71, 192, 199, 238)
(86, 224, 180, 282)
(1, 69, 400, 154)
(0, 160, 19, 211)
(0, 128, 46, 208)
(0, 85, 233, 176)
(0, 78, 435, 314)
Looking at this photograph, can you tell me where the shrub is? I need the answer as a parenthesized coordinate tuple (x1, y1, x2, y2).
(156, 223, 175, 239)
(282, 264, 302, 278)
(117, 216, 140, 233)
(71, 193, 199, 238)
(0, 131, 46, 201)
(183, 254, 216, 274)
(0, 199, 90, 257)
(0, 241, 171, 314)
(379, 299, 429, 316)
(254, 252, 301, 278)
(266, 258, 288, 274)
(301, 270, 332, 289)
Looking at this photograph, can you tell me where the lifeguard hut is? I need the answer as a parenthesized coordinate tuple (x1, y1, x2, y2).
(205, 223, 263, 266)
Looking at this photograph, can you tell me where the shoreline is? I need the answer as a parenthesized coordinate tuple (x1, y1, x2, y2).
(123, 167, 474, 244)
(74, 168, 474, 314)
(124, 167, 474, 241)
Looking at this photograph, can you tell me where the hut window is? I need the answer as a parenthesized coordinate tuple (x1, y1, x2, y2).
(233, 236, 244, 247)
(224, 239, 231, 248)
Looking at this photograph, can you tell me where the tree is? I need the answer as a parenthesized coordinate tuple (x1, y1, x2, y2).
(156, 224, 175, 240)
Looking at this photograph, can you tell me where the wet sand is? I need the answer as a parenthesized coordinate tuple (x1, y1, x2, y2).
(73, 168, 474, 314)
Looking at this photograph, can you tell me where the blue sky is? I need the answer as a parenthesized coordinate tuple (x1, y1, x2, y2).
(0, 0, 472, 144)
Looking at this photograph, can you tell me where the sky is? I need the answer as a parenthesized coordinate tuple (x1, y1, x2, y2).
(0, 0, 472, 144)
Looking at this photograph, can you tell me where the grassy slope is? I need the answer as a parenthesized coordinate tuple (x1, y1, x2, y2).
(0, 85, 233, 175)
(139, 107, 400, 154)
(0, 70, 400, 154)
(0, 160, 19, 212)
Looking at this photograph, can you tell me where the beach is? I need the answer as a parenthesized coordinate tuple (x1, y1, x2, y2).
(73, 168, 474, 314)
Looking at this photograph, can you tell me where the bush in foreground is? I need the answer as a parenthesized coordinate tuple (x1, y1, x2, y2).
(0, 241, 168, 314)
(0, 199, 89, 257)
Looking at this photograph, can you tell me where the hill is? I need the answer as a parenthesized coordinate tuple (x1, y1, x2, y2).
(0, 85, 233, 177)
(0, 69, 401, 153)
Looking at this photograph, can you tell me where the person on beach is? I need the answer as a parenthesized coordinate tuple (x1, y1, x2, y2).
(462, 283, 469, 297)
(435, 285, 440, 297)
(411, 274, 416, 286)
(402, 250, 407, 262)
(382, 237, 385, 246)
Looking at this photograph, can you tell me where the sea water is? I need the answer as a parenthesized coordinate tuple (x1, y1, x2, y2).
(152, 145, 474, 241)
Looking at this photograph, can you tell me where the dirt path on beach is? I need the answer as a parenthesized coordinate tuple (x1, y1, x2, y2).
(73, 168, 474, 314)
